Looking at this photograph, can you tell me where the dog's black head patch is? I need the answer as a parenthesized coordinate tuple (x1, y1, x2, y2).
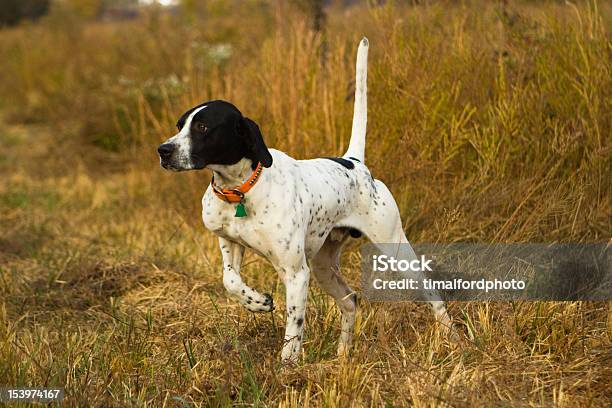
(159, 100, 272, 171)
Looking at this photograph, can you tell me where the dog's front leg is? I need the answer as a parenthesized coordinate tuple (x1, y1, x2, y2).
(278, 259, 310, 364)
(218, 237, 274, 312)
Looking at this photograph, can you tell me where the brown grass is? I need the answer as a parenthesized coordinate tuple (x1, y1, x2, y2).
(0, 1, 611, 406)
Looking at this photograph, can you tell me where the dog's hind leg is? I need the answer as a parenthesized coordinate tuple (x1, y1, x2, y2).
(311, 229, 357, 356)
(218, 237, 274, 312)
(341, 180, 455, 336)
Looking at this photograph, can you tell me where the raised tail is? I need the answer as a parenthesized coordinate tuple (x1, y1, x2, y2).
(344, 37, 368, 163)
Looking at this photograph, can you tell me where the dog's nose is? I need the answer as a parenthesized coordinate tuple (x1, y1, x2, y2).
(158, 143, 175, 158)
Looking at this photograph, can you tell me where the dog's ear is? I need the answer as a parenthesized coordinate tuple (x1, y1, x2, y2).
(239, 117, 273, 168)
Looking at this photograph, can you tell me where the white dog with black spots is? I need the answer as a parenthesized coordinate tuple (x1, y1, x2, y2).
(158, 38, 454, 363)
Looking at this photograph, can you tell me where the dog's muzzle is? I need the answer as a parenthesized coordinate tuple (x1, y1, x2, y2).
(158, 143, 175, 159)
(158, 143, 176, 169)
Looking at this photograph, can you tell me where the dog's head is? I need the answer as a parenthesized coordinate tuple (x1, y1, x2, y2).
(157, 100, 272, 171)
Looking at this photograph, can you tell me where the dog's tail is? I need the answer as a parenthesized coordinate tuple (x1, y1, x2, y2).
(344, 37, 368, 163)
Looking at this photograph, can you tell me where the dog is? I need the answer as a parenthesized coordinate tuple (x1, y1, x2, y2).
(158, 38, 454, 363)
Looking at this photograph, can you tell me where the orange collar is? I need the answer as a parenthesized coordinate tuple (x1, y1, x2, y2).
(211, 162, 263, 203)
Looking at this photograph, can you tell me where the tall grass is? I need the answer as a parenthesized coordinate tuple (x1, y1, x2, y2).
(0, 0, 611, 406)
(1, 0, 608, 240)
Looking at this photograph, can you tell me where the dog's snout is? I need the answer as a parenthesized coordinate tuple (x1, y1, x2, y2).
(158, 143, 175, 158)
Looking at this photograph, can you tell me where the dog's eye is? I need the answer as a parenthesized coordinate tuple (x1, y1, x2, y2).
(196, 122, 208, 133)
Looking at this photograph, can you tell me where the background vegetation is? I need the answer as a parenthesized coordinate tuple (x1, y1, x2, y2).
(0, 0, 610, 406)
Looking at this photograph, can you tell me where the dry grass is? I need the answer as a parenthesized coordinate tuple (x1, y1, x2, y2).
(0, 1, 611, 406)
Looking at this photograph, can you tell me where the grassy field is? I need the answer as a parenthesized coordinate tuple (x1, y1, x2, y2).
(0, 0, 611, 406)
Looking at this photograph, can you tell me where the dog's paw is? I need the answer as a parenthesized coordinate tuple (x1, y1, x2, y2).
(446, 325, 462, 344)
(262, 292, 274, 310)
(240, 292, 274, 313)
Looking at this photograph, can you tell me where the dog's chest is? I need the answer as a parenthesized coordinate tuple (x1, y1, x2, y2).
(203, 194, 246, 235)
(201, 190, 279, 253)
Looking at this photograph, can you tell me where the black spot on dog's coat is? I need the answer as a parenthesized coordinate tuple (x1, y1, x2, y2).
(349, 229, 362, 238)
(322, 157, 355, 169)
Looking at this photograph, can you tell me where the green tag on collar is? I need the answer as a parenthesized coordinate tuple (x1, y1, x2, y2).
(235, 202, 247, 217)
